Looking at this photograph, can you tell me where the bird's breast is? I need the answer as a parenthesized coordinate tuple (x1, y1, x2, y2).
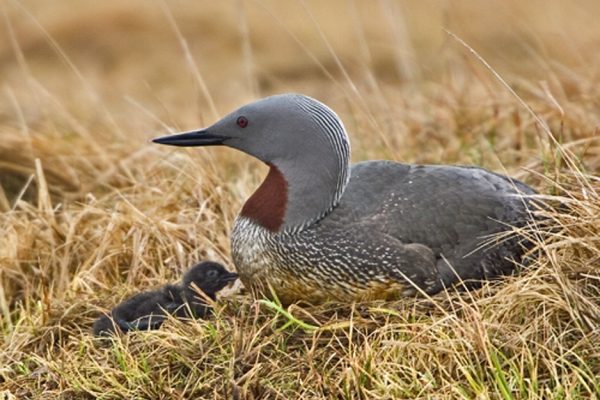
(231, 217, 276, 287)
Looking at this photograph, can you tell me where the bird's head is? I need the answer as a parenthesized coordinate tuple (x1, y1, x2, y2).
(153, 93, 351, 230)
(182, 261, 238, 296)
(152, 93, 349, 168)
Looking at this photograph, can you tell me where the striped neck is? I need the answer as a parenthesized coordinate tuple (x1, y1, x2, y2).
(293, 95, 350, 210)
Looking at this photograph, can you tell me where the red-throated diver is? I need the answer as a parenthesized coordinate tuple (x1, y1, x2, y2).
(153, 94, 535, 305)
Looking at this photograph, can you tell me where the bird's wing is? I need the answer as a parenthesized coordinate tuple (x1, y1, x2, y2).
(110, 289, 173, 328)
(325, 161, 534, 281)
(305, 221, 444, 294)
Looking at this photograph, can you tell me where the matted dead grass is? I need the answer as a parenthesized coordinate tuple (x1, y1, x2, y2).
(1, 1, 599, 398)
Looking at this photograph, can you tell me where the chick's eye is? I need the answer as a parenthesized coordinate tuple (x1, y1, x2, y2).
(206, 269, 218, 279)
(236, 116, 248, 128)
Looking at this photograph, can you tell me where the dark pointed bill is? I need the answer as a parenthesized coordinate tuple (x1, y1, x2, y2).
(152, 129, 227, 147)
(223, 272, 239, 282)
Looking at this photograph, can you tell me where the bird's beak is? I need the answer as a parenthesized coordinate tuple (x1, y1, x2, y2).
(224, 272, 239, 283)
(152, 129, 227, 147)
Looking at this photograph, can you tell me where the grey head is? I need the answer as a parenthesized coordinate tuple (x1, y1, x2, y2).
(153, 94, 351, 231)
(182, 261, 238, 298)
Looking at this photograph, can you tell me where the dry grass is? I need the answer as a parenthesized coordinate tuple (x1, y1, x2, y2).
(1, 0, 600, 398)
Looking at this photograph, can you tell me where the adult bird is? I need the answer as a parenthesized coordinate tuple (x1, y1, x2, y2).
(153, 94, 535, 305)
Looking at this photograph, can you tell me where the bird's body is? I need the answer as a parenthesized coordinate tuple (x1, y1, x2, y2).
(93, 261, 237, 336)
(154, 94, 535, 305)
(93, 285, 180, 335)
(231, 162, 534, 304)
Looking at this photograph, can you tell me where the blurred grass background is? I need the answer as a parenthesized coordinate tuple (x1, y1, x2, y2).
(1, 0, 599, 201)
(1, 1, 599, 398)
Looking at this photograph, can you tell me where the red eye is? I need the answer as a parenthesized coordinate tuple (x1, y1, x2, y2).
(236, 116, 248, 128)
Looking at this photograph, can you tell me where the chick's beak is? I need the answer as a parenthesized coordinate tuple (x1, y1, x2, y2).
(223, 272, 239, 283)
